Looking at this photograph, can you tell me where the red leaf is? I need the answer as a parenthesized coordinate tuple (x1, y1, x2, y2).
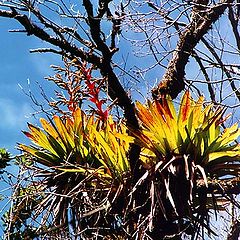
(103, 110, 108, 119)
(161, 98, 173, 119)
(22, 131, 34, 140)
(181, 91, 191, 122)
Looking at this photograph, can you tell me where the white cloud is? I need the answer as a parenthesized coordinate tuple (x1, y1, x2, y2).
(30, 51, 61, 77)
(0, 98, 32, 130)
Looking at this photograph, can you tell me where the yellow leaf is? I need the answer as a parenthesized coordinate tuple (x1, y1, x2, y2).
(53, 116, 75, 149)
(208, 150, 240, 162)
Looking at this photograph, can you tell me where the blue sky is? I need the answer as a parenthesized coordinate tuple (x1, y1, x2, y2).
(0, 19, 59, 154)
(0, 15, 163, 157)
(0, 18, 61, 235)
(0, 9, 239, 238)
(0, 0, 238, 157)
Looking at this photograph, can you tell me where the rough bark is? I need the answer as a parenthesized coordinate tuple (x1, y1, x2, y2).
(82, 0, 141, 179)
(227, 220, 240, 240)
(152, 0, 234, 100)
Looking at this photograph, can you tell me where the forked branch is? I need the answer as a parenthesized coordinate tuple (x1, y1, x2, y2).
(152, 0, 234, 100)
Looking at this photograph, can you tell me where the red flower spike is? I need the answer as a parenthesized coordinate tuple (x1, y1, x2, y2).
(88, 82, 95, 90)
(90, 97, 97, 103)
(103, 110, 108, 119)
(96, 100, 103, 110)
(82, 64, 108, 121)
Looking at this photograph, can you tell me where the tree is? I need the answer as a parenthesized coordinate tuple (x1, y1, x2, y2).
(0, 0, 240, 239)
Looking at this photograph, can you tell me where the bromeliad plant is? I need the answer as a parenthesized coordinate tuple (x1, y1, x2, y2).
(18, 107, 133, 236)
(19, 108, 133, 181)
(15, 59, 134, 238)
(132, 91, 240, 236)
(135, 91, 240, 171)
(17, 89, 240, 238)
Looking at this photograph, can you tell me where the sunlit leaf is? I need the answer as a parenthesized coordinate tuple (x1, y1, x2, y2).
(133, 91, 240, 181)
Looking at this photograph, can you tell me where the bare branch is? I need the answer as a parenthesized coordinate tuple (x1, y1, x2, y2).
(228, 5, 240, 50)
(228, 220, 240, 240)
(192, 50, 216, 103)
(197, 177, 240, 195)
(0, 8, 101, 65)
(82, 0, 141, 177)
(201, 37, 240, 101)
(152, 0, 234, 100)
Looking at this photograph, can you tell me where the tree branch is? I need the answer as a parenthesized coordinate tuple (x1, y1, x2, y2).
(82, 0, 141, 179)
(0, 2, 142, 180)
(0, 8, 102, 66)
(201, 37, 240, 101)
(152, 0, 234, 100)
(192, 50, 216, 103)
(228, 5, 240, 50)
(228, 220, 240, 240)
